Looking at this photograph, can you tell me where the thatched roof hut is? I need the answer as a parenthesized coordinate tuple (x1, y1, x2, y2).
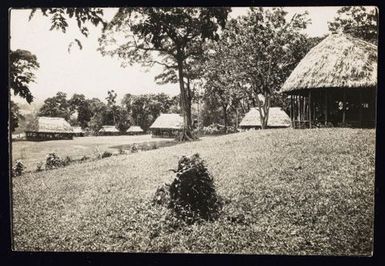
(127, 125, 144, 135)
(239, 107, 291, 129)
(281, 33, 377, 92)
(25, 116, 74, 141)
(149, 113, 183, 138)
(281, 33, 377, 128)
(72, 126, 85, 136)
(99, 125, 120, 135)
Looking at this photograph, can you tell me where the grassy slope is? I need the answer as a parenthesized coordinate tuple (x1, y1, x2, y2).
(12, 128, 375, 255)
(11, 135, 169, 170)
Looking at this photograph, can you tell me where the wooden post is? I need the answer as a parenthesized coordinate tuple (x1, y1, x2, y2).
(290, 95, 293, 127)
(359, 89, 363, 127)
(342, 87, 346, 125)
(309, 90, 312, 128)
(325, 89, 328, 126)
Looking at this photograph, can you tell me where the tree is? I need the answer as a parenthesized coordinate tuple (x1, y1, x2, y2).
(68, 94, 93, 128)
(10, 102, 24, 132)
(10, 49, 40, 104)
(98, 7, 231, 140)
(115, 106, 131, 133)
(29, 8, 106, 51)
(88, 98, 107, 133)
(328, 6, 378, 44)
(105, 90, 118, 124)
(38, 92, 72, 120)
(223, 8, 310, 129)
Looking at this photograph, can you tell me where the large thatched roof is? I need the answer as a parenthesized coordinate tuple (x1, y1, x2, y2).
(281, 33, 377, 92)
(127, 126, 144, 133)
(27, 117, 74, 133)
(239, 107, 291, 128)
(99, 125, 119, 133)
(150, 113, 183, 130)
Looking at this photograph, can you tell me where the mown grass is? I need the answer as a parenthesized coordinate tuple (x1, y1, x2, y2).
(12, 128, 375, 255)
(11, 134, 171, 170)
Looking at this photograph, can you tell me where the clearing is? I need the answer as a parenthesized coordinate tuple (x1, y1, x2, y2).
(11, 134, 172, 170)
(12, 128, 375, 255)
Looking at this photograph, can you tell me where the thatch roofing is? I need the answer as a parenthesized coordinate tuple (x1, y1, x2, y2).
(27, 117, 74, 133)
(127, 125, 144, 133)
(281, 33, 377, 92)
(149, 113, 183, 130)
(72, 126, 84, 133)
(99, 125, 120, 133)
(239, 107, 291, 128)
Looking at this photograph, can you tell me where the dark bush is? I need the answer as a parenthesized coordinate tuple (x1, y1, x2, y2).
(130, 144, 138, 153)
(118, 147, 126, 154)
(80, 155, 89, 161)
(45, 153, 65, 170)
(101, 151, 112, 158)
(166, 153, 222, 223)
(36, 162, 44, 172)
(12, 160, 26, 177)
(64, 156, 72, 166)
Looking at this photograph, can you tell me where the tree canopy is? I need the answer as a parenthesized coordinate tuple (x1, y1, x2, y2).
(328, 6, 378, 44)
(10, 49, 40, 104)
(98, 7, 231, 140)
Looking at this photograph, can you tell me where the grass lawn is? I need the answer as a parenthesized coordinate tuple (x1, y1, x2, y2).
(12, 128, 375, 255)
(11, 134, 172, 171)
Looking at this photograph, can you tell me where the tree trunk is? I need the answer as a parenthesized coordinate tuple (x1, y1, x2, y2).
(176, 56, 194, 141)
(223, 105, 228, 133)
(256, 92, 270, 129)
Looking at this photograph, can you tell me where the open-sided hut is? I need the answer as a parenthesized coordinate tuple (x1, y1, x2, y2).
(239, 107, 291, 130)
(98, 125, 120, 136)
(25, 116, 74, 141)
(126, 125, 145, 135)
(72, 126, 85, 137)
(149, 113, 183, 138)
(281, 33, 377, 128)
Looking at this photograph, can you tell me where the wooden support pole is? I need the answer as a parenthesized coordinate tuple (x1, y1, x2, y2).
(290, 95, 293, 127)
(342, 87, 346, 125)
(359, 89, 363, 127)
(325, 89, 328, 126)
(309, 90, 312, 128)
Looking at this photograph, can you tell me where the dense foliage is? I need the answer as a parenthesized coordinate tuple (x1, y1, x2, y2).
(328, 6, 378, 44)
(157, 154, 223, 223)
(99, 7, 231, 140)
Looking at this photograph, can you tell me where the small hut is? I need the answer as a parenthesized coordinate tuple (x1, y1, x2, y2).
(25, 116, 74, 141)
(149, 113, 183, 138)
(281, 33, 377, 128)
(98, 125, 120, 136)
(126, 125, 145, 135)
(72, 126, 85, 137)
(239, 107, 291, 130)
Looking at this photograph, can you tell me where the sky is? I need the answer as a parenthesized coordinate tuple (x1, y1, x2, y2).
(10, 7, 344, 104)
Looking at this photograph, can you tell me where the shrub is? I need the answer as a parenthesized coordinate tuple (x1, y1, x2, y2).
(64, 156, 72, 166)
(45, 153, 65, 170)
(36, 162, 44, 172)
(118, 147, 126, 154)
(80, 155, 89, 162)
(151, 143, 158, 150)
(101, 151, 112, 158)
(130, 144, 138, 153)
(12, 160, 26, 177)
(155, 153, 222, 223)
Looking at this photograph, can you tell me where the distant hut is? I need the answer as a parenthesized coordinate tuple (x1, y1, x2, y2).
(281, 33, 377, 128)
(72, 126, 85, 137)
(149, 113, 183, 138)
(239, 107, 291, 130)
(126, 125, 145, 135)
(98, 125, 120, 136)
(25, 116, 74, 141)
